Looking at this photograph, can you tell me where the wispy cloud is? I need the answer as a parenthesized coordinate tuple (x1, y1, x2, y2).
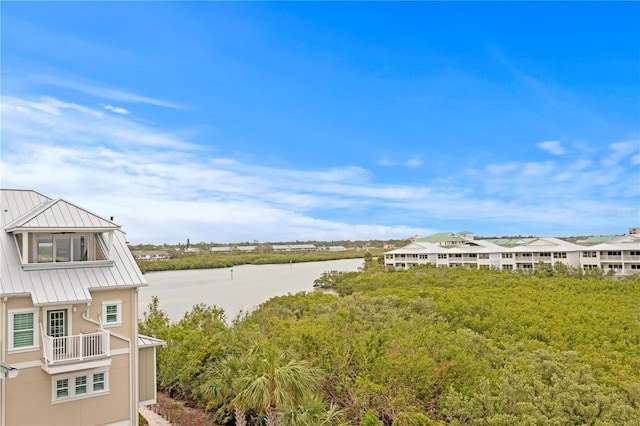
(103, 104, 130, 115)
(31, 74, 185, 109)
(378, 155, 423, 167)
(2, 91, 637, 243)
(603, 141, 639, 166)
(537, 140, 566, 155)
(486, 162, 518, 175)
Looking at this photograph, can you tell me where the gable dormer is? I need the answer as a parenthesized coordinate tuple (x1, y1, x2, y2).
(3, 198, 120, 271)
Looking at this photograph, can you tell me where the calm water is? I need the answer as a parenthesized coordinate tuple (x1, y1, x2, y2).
(138, 258, 363, 322)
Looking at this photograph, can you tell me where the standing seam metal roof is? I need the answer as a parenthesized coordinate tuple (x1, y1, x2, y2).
(1, 189, 147, 305)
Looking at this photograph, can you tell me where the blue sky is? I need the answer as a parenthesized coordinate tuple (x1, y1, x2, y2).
(2, 2, 639, 245)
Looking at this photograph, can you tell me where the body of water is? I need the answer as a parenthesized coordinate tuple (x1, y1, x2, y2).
(138, 258, 363, 322)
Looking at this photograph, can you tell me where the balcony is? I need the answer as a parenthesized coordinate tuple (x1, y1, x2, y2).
(41, 330, 111, 374)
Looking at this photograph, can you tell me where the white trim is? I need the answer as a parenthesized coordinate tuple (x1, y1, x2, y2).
(8, 308, 39, 353)
(42, 357, 112, 375)
(51, 368, 109, 403)
(139, 399, 157, 407)
(44, 305, 73, 341)
(110, 348, 130, 356)
(102, 301, 123, 327)
(11, 360, 41, 369)
(22, 260, 115, 271)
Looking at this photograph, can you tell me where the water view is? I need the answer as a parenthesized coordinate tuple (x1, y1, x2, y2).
(138, 258, 364, 322)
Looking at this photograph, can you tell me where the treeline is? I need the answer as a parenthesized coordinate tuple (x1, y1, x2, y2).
(140, 264, 640, 425)
(137, 250, 373, 273)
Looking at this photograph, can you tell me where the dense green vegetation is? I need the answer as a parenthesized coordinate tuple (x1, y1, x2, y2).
(136, 250, 375, 273)
(140, 263, 640, 425)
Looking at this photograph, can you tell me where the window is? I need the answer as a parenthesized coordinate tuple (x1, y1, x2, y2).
(437, 254, 447, 259)
(520, 264, 533, 269)
(93, 372, 106, 391)
(75, 376, 87, 395)
(102, 301, 122, 326)
(583, 251, 597, 258)
(478, 254, 489, 259)
(539, 252, 551, 257)
(9, 309, 39, 351)
(56, 379, 69, 399)
(503, 264, 514, 270)
(608, 264, 622, 270)
(631, 264, 640, 270)
(35, 234, 92, 263)
(501, 253, 513, 259)
(522, 253, 532, 257)
(629, 251, 640, 256)
(553, 252, 567, 259)
(583, 265, 598, 270)
(52, 370, 108, 402)
(606, 251, 622, 256)
(37, 236, 53, 262)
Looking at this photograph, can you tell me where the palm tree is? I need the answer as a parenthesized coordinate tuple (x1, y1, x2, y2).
(282, 396, 349, 426)
(201, 355, 249, 426)
(234, 343, 319, 426)
(202, 342, 320, 426)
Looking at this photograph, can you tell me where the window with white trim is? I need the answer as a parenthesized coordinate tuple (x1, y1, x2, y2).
(9, 309, 39, 352)
(102, 301, 122, 326)
(52, 370, 109, 402)
(34, 234, 93, 263)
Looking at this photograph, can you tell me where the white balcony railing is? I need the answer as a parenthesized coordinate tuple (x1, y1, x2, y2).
(42, 329, 110, 365)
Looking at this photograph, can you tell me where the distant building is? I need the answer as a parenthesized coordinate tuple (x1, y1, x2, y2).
(384, 232, 640, 277)
(629, 227, 640, 235)
(415, 232, 470, 246)
(210, 246, 232, 253)
(271, 244, 317, 252)
(131, 250, 170, 261)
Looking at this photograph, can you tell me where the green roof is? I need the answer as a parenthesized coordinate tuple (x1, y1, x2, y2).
(417, 232, 467, 243)
(579, 235, 623, 244)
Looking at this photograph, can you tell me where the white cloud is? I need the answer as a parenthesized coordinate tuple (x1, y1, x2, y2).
(378, 155, 423, 167)
(103, 104, 130, 115)
(603, 141, 639, 166)
(31, 73, 185, 109)
(2, 91, 637, 244)
(537, 140, 566, 155)
(486, 162, 518, 175)
(522, 161, 554, 177)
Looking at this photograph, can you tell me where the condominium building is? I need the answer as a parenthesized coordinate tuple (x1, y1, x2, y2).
(384, 232, 640, 277)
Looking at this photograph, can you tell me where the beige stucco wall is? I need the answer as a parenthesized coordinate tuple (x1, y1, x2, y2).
(5, 353, 131, 425)
(138, 346, 156, 404)
(2, 288, 140, 426)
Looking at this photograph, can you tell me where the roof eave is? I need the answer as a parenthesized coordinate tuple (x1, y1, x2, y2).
(4, 226, 120, 233)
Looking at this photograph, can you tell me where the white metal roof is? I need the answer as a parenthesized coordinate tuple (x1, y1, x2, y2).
(505, 237, 585, 253)
(138, 334, 166, 348)
(1, 189, 147, 306)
